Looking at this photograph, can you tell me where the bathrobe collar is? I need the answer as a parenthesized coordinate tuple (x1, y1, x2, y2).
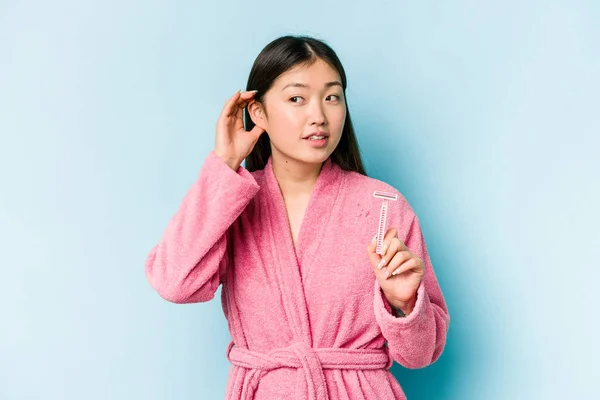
(263, 154, 344, 345)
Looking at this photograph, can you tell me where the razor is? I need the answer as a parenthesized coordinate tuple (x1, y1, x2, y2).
(372, 190, 398, 255)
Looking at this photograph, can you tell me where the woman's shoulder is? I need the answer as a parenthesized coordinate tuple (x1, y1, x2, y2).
(342, 169, 416, 219)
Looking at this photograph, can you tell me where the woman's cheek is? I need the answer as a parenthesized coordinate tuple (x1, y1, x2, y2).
(275, 108, 301, 129)
(329, 109, 346, 130)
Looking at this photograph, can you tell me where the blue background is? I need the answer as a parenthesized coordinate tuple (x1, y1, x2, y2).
(1, 1, 598, 399)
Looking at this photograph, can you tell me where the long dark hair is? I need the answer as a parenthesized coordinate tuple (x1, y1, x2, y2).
(243, 35, 367, 175)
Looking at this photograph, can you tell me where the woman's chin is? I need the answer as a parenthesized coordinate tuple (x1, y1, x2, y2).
(298, 149, 333, 164)
(272, 143, 335, 166)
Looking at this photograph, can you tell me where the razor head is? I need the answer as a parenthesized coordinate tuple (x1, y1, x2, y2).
(373, 190, 398, 201)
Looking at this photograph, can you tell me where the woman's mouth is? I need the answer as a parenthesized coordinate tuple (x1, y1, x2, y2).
(303, 135, 329, 147)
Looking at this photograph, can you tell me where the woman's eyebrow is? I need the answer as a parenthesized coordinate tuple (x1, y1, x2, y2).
(281, 81, 342, 91)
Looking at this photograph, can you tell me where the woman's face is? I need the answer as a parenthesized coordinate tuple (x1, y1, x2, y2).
(250, 58, 346, 165)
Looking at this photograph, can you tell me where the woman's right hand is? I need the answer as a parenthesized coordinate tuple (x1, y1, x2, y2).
(214, 90, 265, 170)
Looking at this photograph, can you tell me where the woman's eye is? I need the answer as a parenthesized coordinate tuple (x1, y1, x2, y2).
(290, 96, 303, 103)
(327, 94, 341, 101)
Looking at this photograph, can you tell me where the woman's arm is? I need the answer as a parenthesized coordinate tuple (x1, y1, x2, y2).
(145, 151, 260, 303)
(373, 212, 450, 368)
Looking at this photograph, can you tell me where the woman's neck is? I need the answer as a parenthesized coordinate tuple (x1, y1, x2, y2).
(271, 153, 323, 198)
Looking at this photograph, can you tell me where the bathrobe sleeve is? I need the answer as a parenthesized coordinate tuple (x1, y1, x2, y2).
(145, 151, 260, 304)
(373, 210, 450, 369)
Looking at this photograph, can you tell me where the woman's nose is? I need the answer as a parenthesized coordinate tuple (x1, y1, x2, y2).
(308, 102, 326, 125)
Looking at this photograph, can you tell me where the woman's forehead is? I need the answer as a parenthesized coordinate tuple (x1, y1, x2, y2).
(274, 60, 341, 90)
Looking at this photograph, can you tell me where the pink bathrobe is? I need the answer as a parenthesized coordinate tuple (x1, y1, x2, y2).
(145, 151, 450, 399)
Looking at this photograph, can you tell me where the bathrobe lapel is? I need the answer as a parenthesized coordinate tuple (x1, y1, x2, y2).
(263, 155, 344, 346)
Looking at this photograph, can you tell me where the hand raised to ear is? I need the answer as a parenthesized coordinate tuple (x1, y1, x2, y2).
(214, 90, 265, 170)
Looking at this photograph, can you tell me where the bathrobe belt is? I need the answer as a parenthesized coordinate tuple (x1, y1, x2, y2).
(226, 340, 393, 400)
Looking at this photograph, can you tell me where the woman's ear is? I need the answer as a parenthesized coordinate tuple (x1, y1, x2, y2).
(247, 100, 267, 131)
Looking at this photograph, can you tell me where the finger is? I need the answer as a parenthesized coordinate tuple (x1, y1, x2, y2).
(240, 90, 258, 99)
(383, 251, 412, 278)
(367, 233, 377, 252)
(249, 124, 265, 139)
(380, 237, 409, 269)
(221, 91, 242, 119)
(388, 257, 421, 279)
(223, 91, 257, 118)
(367, 234, 382, 269)
(236, 91, 258, 109)
(369, 240, 390, 280)
(374, 261, 391, 281)
(235, 101, 245, 121)
(375, 231, 403, 270)
(233, 96, 258, 125)
(376, 227, 398, 255)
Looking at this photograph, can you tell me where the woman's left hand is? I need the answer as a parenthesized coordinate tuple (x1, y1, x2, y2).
(367, 228, 425, 316)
